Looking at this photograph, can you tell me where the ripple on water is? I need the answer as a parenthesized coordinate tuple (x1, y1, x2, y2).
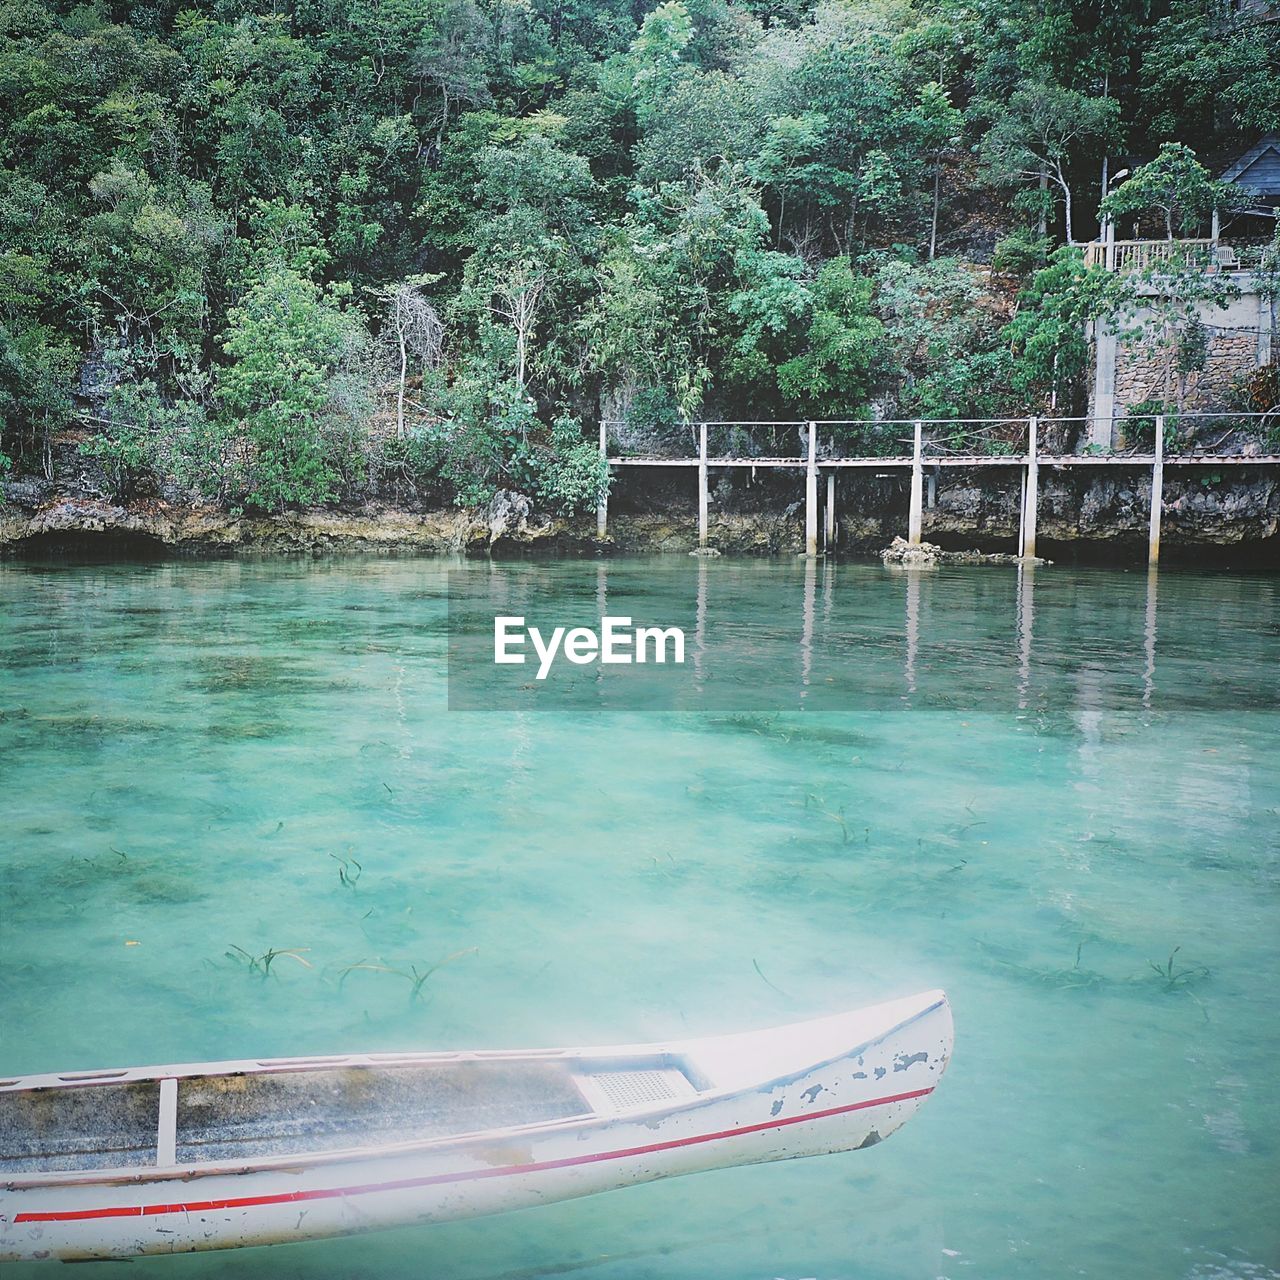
(0, 556, 1277, 1280)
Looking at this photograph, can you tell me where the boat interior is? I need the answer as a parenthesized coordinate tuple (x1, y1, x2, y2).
(0, 1054, 703, 1175)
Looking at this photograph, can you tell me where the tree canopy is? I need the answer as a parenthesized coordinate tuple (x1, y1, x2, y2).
(1, 0, 1275, 505)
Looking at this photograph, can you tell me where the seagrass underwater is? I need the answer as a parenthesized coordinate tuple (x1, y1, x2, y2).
(2, 555, 1279, 1279)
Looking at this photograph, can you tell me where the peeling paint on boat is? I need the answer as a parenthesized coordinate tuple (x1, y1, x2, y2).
(0, 993, 952, 1262)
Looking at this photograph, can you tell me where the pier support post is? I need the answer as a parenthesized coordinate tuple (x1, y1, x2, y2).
(1148, 414, 1164, 567)
(1020, 415, 1039, 559)
(825, 471, 836, 550)
(698, 422, 709, 548)
(596, 417, 608, 538)
(1018, 468, 1026, 555)
(908, 420, 924, 545)
(805, 421, 819, 556)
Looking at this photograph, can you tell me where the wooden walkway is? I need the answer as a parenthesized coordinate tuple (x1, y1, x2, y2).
(595, 415, 1280, 565)
(609, 453, 1280, 468)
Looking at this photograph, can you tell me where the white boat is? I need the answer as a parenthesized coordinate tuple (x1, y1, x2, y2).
(0, 990, 952, 1262)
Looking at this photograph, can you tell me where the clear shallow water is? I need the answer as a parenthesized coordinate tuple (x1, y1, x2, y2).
(1, 555, 1278, 1280)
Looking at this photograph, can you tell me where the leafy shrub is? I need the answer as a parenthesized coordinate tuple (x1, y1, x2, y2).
(80, 379, 209, 501)
(992, 228, 1052, 278)
(1228, 361, 1280, 442)
(625, 386, 686, 451)
(1123, 399, 1177, 450)
(524, 416, 610, 517)
(217, 268, 362, 511)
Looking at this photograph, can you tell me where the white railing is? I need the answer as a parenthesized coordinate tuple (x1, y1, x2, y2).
(1080, 238, 1270, 273)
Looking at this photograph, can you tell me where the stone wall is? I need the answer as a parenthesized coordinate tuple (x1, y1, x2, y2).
(1110, 326, 1262, 414)
(1089, 271, 1275, 443)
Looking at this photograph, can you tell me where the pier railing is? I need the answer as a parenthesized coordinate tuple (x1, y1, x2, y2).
(595, 412, 1280, 565)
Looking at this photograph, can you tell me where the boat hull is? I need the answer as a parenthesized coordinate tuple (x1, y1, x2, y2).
(1, 993, 952, 1261)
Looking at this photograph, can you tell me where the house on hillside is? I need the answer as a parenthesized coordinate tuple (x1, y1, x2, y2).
(1085, 137, 1278, 446)
(1218, 134, 1280, 230)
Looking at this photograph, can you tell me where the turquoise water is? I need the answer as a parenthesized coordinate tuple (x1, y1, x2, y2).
(2, 556, 1278, 1279)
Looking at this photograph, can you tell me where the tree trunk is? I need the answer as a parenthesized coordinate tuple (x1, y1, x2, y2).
(396, 325, 407, 438)
(1099, 71, 1110, 215)
(1055, 166, 1073, 245)
(929, 161, 940, 261)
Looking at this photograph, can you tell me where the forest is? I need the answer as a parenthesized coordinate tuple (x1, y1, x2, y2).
(1, 0, 1277, 515)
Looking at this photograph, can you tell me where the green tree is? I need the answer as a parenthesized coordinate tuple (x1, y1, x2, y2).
(1141, 0, 1280, 142)
(776, 259, 883, 419)
(750, 112, 835, 247)
(908, 83, 963, 260)
(1099, 143, 1246, 240)
(981, 83, 1120, 244)
(589, 165, 770, 419)
(1002, 246, 1125, 411)
(875, 257, 1011, 420)
(218, 268, 367, 510)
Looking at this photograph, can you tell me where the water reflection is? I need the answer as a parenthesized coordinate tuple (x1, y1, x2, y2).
(438, 558, 1274, 715)
(1143, 567, 1158, 712)
(1016, 562, 1034, 712)
(3, 555, 1279, 1280)
(904, 569, 921, 698)
(800, 555, 816, 696)
(694, 557, 707, 687)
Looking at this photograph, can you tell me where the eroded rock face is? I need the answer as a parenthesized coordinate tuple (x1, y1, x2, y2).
(0, 497, 480, 555)
(2, 466, 1276, 558)
(898, 468, 1279, 550)
(486, 490, 552, 544)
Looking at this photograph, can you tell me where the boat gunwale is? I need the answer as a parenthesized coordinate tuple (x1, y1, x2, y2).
(2, 994, 948, 1192)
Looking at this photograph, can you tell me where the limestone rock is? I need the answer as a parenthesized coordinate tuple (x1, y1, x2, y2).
(880, 536, 942, 566)
(486, 490, 552, 544)
(879, 535, 1049, 567)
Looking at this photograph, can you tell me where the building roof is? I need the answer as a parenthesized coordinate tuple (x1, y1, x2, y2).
(1218, 134, 1280, 194)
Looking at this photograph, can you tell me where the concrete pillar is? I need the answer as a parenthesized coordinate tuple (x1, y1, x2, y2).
(1148, 414, 1164, 567)
(698, 422, 709, 548)
(908, 420, 923, 545)
(1017, 468, 1026, 557)
(1020, 415, 1039, 560)
(596, 417, 608, 538)
(805, 421, 818, 556)
(825, 471, 836, 550)
(1090, 324, 1118, 449)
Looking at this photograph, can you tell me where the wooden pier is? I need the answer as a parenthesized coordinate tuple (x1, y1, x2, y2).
(598, 414, 1280, 565)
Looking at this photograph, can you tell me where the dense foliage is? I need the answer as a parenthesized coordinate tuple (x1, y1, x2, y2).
(1, 0, 1276, 509)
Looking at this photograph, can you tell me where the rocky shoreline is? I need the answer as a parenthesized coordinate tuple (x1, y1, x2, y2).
(2, 466, 1278, 563)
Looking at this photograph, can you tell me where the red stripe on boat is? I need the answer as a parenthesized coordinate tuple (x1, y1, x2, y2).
(14, 1087, 932, 1225)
